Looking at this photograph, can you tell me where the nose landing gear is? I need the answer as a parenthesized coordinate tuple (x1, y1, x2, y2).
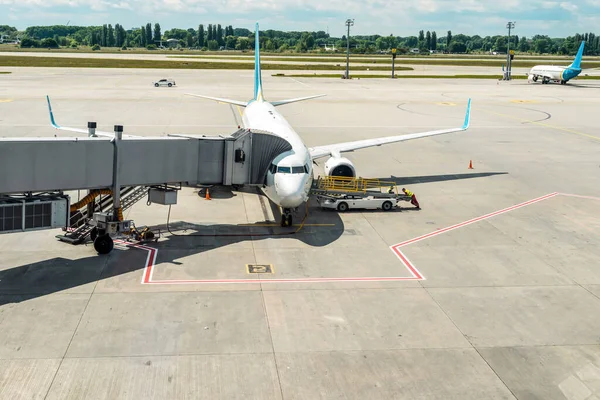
(280, 209, 293, 227)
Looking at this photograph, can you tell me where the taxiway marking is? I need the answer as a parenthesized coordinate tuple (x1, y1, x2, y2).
(484, 109, 600, 142)
(130, 192, 598, 285)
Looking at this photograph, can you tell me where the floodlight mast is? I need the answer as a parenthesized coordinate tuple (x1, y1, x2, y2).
(506, 21, 516, 80)
(345, 19, 354, 79)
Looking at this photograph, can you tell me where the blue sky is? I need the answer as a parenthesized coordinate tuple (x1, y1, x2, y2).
(4, 0, 600, 38)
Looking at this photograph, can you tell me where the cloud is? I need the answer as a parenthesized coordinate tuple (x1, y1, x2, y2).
(559, 1, 578, 11)
(2, 0, 599, 37)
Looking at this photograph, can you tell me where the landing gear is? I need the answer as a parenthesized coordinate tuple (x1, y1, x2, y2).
(532, 76, 538, 82)
(542, 77, 550, 84)
(93, 233, 114, 255)
(280, 209, 293, 227)
(560, 80, 567, 85)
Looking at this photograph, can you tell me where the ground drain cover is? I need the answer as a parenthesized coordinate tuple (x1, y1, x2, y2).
(247, 264, 274, 274)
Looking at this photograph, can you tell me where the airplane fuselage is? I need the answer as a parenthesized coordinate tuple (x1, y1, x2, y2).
(241, 101, 313, 209)
(529, 65, 581, 83)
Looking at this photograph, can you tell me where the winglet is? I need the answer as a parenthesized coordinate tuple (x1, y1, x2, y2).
(462, 98, 472, 130)
(46, 95, 60, 129)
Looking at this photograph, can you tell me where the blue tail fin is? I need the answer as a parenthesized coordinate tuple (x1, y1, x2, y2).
(253, 22, 264, 102)
(569, 41, 585, 69)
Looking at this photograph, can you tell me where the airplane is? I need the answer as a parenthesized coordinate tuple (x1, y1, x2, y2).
(47, 22, 471, 228)
(528, 41, 585, 85)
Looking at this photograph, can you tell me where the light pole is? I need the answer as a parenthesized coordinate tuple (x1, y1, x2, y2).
(506, 21, 515, 80)
(345, 19, 354, 79)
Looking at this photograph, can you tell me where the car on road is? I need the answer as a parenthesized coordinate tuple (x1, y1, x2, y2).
(317, 194, 399, 212)
(153, 78, 176, 87)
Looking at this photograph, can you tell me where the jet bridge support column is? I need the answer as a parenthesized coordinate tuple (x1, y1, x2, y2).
(112, 125, 122, 221)
(88, 121, 97, 137)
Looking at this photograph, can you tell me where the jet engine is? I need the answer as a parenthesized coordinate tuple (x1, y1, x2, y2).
(324, 156, 356, 177)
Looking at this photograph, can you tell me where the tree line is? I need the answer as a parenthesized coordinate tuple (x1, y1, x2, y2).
(4, 24, 599, 56)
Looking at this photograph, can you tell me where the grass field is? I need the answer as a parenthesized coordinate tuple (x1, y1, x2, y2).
(273, 73, 600, 80)
(3, 44, 600, 61)
(169, 55, 600, 68)
(0, 71, 11, 74)
(0, 55, 412, 71)
(273, 73, 525, 79)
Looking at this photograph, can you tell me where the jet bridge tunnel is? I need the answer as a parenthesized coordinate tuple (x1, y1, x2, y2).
(0, 128, 292, 234)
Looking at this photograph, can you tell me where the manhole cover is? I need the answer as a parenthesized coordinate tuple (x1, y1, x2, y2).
(247, 264, 274, 274)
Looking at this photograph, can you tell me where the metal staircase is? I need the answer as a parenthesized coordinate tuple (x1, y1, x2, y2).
(57, 186, 147, 245)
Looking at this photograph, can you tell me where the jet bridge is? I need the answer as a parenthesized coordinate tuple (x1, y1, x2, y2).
(0, 126, 292, 253)
(0, 128, 291, 195)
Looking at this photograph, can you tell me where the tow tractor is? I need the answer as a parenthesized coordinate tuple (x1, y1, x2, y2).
(311, 176, 411, 212)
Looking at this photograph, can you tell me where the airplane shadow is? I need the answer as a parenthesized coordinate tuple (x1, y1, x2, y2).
(0, 197, 343, 306)
(0, 172, 506, 306)
(374, 172, 508, 186)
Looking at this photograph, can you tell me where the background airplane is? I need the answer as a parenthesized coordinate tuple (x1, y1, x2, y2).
(528, 41, 585, 85)
(49, 22, 471, 228)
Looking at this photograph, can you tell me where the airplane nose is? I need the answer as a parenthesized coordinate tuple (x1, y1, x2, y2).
(276, 176, 305, 208)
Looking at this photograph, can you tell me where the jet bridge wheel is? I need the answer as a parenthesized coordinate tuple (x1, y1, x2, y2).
(90, 227, 98, 241)
(94, 234, 114, 255)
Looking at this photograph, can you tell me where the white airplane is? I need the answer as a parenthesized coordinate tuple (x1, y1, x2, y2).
(47, 22, 471, 228)
(528, 41, 585, 85)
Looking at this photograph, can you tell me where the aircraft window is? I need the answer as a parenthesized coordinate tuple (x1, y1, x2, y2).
(304, 164, 309, 173)
(291, 166, 305, 174)
(269, 164, 277, 174)
(277, 166, 291, 173)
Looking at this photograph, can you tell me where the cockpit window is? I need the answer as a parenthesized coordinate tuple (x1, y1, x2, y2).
(291, 166, 305, 174)
(277, 166, 291, 173)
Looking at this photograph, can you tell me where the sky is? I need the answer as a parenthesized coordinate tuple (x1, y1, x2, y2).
(2, 0, 600, 38)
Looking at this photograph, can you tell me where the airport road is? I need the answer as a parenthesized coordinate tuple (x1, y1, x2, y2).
(1, 68, 600, 399)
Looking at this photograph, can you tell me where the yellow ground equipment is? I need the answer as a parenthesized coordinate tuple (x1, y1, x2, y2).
(312, 176, 399, 196)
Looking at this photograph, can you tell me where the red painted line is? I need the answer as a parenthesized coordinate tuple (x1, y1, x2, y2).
(559, 193, 600, 201)
(146, 276, 421, 284)
(128, 191, 575, 286)
(142, 248, 155, 284)
(392, 192, 559, 249)
(391, 247, 424, 280)
(114, 240, 156, 284)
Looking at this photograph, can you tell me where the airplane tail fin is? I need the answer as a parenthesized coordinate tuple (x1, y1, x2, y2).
(569, 41, 585, 69)
(253, 22, 264, 102)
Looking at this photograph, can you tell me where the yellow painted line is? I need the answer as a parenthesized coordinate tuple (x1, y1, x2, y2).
(483, 109, 600, 142)
(0, 99, 13, 103)
(436, 102, 456, 106)
(510, 99, 537, 103)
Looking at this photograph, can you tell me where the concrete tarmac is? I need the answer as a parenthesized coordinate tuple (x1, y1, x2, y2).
(1, 68, 600, 399)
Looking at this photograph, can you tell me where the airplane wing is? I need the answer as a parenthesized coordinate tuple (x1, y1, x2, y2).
(185, 93, 248, 107)
(46, 96, 139, 138)
(271, 94, 326, 107)
(309, 98, 471, 160)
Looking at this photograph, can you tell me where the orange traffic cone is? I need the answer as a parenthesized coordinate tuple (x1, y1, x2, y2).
(205, 188, 211, 200)
(468, 160, 474, 169)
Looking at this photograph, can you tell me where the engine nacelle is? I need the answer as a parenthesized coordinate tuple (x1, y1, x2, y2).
(324, 156, 356, 177)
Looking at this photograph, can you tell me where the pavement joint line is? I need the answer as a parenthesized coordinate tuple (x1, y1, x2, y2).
(114, 192, 599, 286)
(42, 254, 111, 400)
